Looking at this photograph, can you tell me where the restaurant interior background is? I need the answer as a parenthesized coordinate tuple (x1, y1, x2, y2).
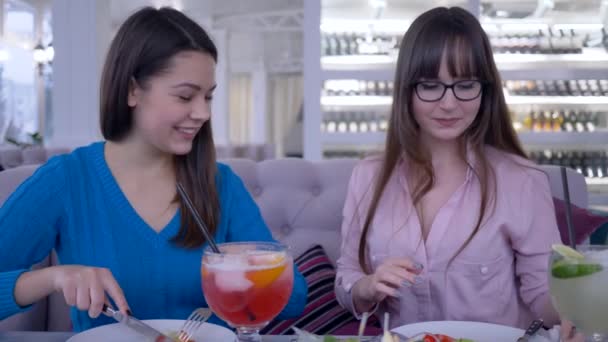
(0, 0, 607, 210)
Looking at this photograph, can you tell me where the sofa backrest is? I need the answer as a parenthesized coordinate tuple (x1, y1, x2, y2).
(0, 161, 591, 263)
(0, 158, 589, 332)
(0, 144, 274, 171)
(0, 147, 70, 169)
(223, 158, 357, 263)
(0, 161, 591, 266)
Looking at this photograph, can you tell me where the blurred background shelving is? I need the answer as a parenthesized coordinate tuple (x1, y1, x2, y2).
(303, 0, 608, 207)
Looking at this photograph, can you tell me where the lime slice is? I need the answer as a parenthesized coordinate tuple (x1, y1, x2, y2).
(552, 244, 585, 260)
(552, 263, 603, 279)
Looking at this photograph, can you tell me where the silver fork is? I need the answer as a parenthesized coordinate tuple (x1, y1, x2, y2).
(366, 312, 409, 342)
(177, 308, 212, 342)
(367, 331, 410, 342)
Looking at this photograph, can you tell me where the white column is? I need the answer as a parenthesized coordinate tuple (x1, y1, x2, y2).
(467, 0, 481, 17)
(250, 67, 268, 144)
(34, 2, 45, 138)
(303, 0, 322, 160)
(186, 5, 229, 146)
(210, 29, 229, 146)
(46, 0, 111, 149)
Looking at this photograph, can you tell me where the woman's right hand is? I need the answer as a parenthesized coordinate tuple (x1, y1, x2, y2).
(352, 257, 423, 311)
(52, 265, 130, 318)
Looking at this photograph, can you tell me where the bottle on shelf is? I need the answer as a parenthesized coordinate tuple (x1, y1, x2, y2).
(326, 112, 337, 133)
(538, 29, 552, 54)
(562, 151, 572, 169)
(562, 111, 575, 132)
(583, 112, 597, 132)
(583, 152, 595, 178)
(555, 29, 570, 54)
(348, 112, 359, 133)
(345, 84, 356, 96)
(387, 81, 394, 96)
(371, 35, 384, 55)
(600, 80, 608, 95)
(532, 111, 543, 131)
(321, 34, 328, 57)
(378, 115, 389, 132)
(572, 152, 585, 175)
(536, 80, 547, 96)
(366, 81, 376, 95)
(535, 150, 547, 165)
(369, 113, 379, 132)
(529, 149, 608, 179)
(348, 33, 359, 55)
(551, 110, 562, 132)
(567, 80, 581, 96)
(528, 151, 539, 162)
(377, 81, 386, 96)
(545, 80, 558, 96)
(357, 80, 367, 96)
(522, 110, 533, 131)
(600, 151, 608, 178)
(327, 33, 339, 56)
(573, 111, 586, 132)
(337, 113, 348, 133)
(550, 150, 563, 166)
(515, 108, 605, 133)
(589, 79, 602, 96)
(490, 34, 502, 53)
(523, 80, 536, 95)
(521, 34, 536, 54)
(592, 152, 605, 178)
(320, 114, 326, 132)
(555, 80, 568, 96)
(358, 112, 369, 133)
(542, 110, 553, 131)
(334, 33, 343, 55)
(580, 80, 593, 96)
(570, 29, 583, 54)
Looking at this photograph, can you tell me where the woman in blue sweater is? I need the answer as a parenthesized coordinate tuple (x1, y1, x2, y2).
(0, 7, 306, 332)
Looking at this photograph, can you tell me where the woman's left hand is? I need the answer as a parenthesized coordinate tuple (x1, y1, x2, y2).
(560, 320, 585, 342)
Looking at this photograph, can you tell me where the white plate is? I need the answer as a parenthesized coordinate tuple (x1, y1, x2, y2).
(392, 321, 525, 342)
(67, 319, 236, 342)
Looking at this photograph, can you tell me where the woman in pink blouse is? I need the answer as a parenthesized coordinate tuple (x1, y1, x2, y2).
(335, 7, 564, 330)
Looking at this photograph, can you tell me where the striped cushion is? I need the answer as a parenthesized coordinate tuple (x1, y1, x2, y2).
(261, 244, 379, 335)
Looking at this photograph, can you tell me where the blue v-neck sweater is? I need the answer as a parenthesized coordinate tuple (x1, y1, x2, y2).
(0, 142, 307, 331)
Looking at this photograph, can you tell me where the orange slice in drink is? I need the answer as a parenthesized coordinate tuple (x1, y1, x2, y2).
(246, 253, 287, 289)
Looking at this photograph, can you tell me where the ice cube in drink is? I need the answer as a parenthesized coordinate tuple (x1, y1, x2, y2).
(202, 248, 293, 327)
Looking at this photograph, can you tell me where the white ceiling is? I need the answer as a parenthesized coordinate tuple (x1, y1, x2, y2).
(107, 0, 303, 73)
(109, 0, 302, 28)
(24, 0, 602, 75)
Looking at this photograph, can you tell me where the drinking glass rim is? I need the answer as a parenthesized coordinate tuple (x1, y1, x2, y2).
(202, 241, 289, 256)
(550, 244, 608, 267)
(554, 244, 608, 253)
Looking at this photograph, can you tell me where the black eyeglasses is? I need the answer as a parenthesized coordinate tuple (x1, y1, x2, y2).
(413, 80, 485, 102)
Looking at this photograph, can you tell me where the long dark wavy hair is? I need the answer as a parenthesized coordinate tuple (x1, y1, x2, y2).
(358, 7, 527, 272)
(100, 7, 220, 248)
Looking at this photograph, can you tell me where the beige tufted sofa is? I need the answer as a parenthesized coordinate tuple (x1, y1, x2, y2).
(0, 158, 587, 332)
(0, 146, 71, 170)
(0, 144, 275, 171)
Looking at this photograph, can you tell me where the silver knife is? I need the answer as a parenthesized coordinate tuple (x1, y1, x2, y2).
(517, 319, 544, 342)
(103, 305, 176, 341)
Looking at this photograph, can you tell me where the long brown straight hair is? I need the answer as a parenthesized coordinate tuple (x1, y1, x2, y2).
(358, 7, 528, 272)
(100, 7, 219, 248)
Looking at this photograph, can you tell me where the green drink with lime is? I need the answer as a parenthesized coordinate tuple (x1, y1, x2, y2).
(549, 244, 608, 341)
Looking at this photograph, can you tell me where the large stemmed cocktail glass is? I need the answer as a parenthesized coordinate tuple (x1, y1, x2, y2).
(202, 242, 293, 342)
